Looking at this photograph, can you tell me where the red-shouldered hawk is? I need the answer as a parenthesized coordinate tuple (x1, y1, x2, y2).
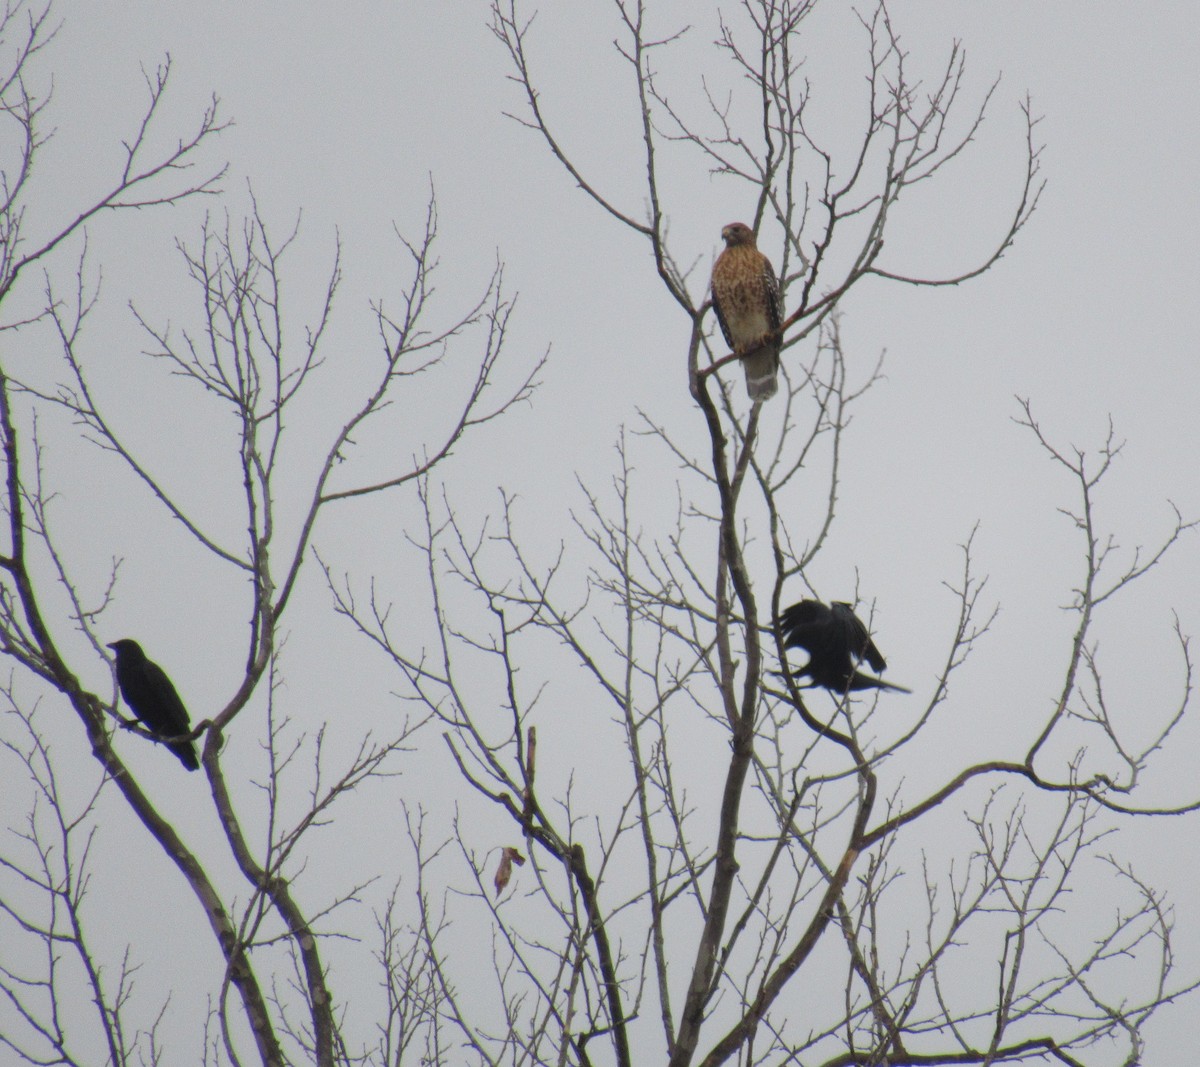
(710, 222, 782, 401)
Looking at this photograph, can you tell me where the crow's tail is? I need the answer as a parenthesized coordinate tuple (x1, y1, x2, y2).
(850, 671, 912, 694)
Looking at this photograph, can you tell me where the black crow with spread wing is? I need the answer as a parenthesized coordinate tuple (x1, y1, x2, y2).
(777, 599, 910, 694)
(108, 639, 199, 770)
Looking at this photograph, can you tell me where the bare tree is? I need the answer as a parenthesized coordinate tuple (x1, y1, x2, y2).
(1, 2, 1197, 1067)
(322, 2, 1198, 1065)
(0, 3, 538, 1064)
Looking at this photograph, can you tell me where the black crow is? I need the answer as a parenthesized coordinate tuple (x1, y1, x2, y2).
(777, 599, 911, 694)
(107, 639, 199, 770)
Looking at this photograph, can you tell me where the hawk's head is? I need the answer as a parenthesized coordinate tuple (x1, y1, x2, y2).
(720, 222, 756, 247)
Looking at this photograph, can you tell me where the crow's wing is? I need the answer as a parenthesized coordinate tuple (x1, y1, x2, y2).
(118, 658, 193, 741)
(830, 602, 887, 673)
(778, 599, 833, 653)
(141, 661, 191, 738)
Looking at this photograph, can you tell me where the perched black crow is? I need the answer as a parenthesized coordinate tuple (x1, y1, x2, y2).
(777, 599, 910, 694)
(107, 639, 199, 770)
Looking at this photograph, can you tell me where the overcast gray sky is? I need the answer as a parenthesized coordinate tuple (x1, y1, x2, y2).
(2, 1, 1198, 1062)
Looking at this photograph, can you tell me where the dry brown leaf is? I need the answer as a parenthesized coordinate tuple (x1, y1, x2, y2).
(494, 845, 526, 896)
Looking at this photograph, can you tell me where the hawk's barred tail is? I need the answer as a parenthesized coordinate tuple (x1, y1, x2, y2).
(743, 345, 779, 400)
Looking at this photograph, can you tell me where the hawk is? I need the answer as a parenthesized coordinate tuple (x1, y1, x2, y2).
(777, 599, 911, 694)
(109, 639, 200, 770)
(710, 222, 783, 401)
